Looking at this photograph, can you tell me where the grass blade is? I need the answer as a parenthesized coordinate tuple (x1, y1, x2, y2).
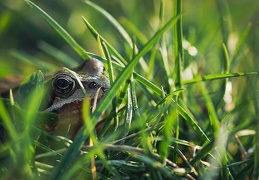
(82, 16, 127, 65)
(102, 41, 119, 131)
(84, 0, 133, 48)
(10, 50, 57, 72)
(230, 23, 252, 71)
(38, 41, 81, 68)
(200, 82, 220, 137)
(172, 0, 183, 162)
(173, 0, 184, 90)
(24, 0, 90, 60)
(158, 94, 177, 163)
(215, 42, 230, 110)
(183, 72, 257, 85)
(119, 17, 148, 45)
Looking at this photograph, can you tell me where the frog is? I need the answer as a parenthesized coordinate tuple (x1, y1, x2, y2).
(0, 58, 110, 140)
(43, 58, 110, 139)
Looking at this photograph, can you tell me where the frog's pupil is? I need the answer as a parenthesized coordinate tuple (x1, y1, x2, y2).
(57, 78, 69, 89)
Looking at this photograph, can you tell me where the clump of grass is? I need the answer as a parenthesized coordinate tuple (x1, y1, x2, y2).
(0, 0, 258, 179)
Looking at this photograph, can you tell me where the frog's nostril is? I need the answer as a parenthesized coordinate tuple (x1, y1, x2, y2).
(88, 82, 99, 89)
(101, 87, 108, 93)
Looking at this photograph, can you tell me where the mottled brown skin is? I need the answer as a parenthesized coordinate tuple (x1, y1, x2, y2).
(44, 101, 83, 138)
(44, 58, 110, 139)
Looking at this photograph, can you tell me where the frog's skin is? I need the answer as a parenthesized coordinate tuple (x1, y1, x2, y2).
(43, 58, 110, 138)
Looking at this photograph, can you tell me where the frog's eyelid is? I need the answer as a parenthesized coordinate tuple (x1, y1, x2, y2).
(54, 72, 74, 79)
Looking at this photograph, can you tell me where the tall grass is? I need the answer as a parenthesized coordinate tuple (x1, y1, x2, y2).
(0, 0, 258, 179)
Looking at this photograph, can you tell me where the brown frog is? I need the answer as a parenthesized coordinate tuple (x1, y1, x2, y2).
(0, 58, 110, 140)
(43, 58, 110, 138)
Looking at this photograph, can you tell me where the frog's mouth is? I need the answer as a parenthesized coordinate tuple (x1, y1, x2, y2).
(44, 97, 84, 112)
(44, 87, 108, 112)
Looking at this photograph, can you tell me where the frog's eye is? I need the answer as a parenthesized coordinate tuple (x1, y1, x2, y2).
(52, 74, 75, 98)
(88, 82, 99, 89)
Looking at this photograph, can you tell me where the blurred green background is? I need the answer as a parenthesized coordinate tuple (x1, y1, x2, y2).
(0, 0, 258, 77)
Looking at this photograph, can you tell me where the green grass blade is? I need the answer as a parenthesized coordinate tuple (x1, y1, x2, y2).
(10, 50, 57, 72)
(82, 16, 127, 65)
(147, 47, 157, 80)
(222, 41, 230, 75)
(130, 79, 141, 121)
(102, 41, 119, 131)
(159, 0, 171, 93)
(97, 35, 105, 58)
(24, 0, 90, 60)
(183, 72, 257, 85)
(132, 153, 176, 179)
(247, 70, 259, 179)
(38, 41, 81, 68)
(177, 102, 209, 142)
(173, 0, 184, 89)
(0, 99, 18, 141)
(255, 120, 259, 179)
(173, 0, 183, 162)
(84, 1, 132, 48)
(158, 94, 177, 163)
(230, 23, 252, 71)
(216, 0, 232, 43)
(190, 139, 215, 166)
(102, 42, 115, 84)
(133, 73, 163, 96)
(119, 17, 148, 45)
(215, 42, 230, 110)
(123, 87, 133, 142)
(200, 82, 221, 137)
(16, 71, 44, 110)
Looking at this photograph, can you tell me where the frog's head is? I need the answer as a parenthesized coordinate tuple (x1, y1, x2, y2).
(43, 58, 110, 138)
(45, 58, 110, 112)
